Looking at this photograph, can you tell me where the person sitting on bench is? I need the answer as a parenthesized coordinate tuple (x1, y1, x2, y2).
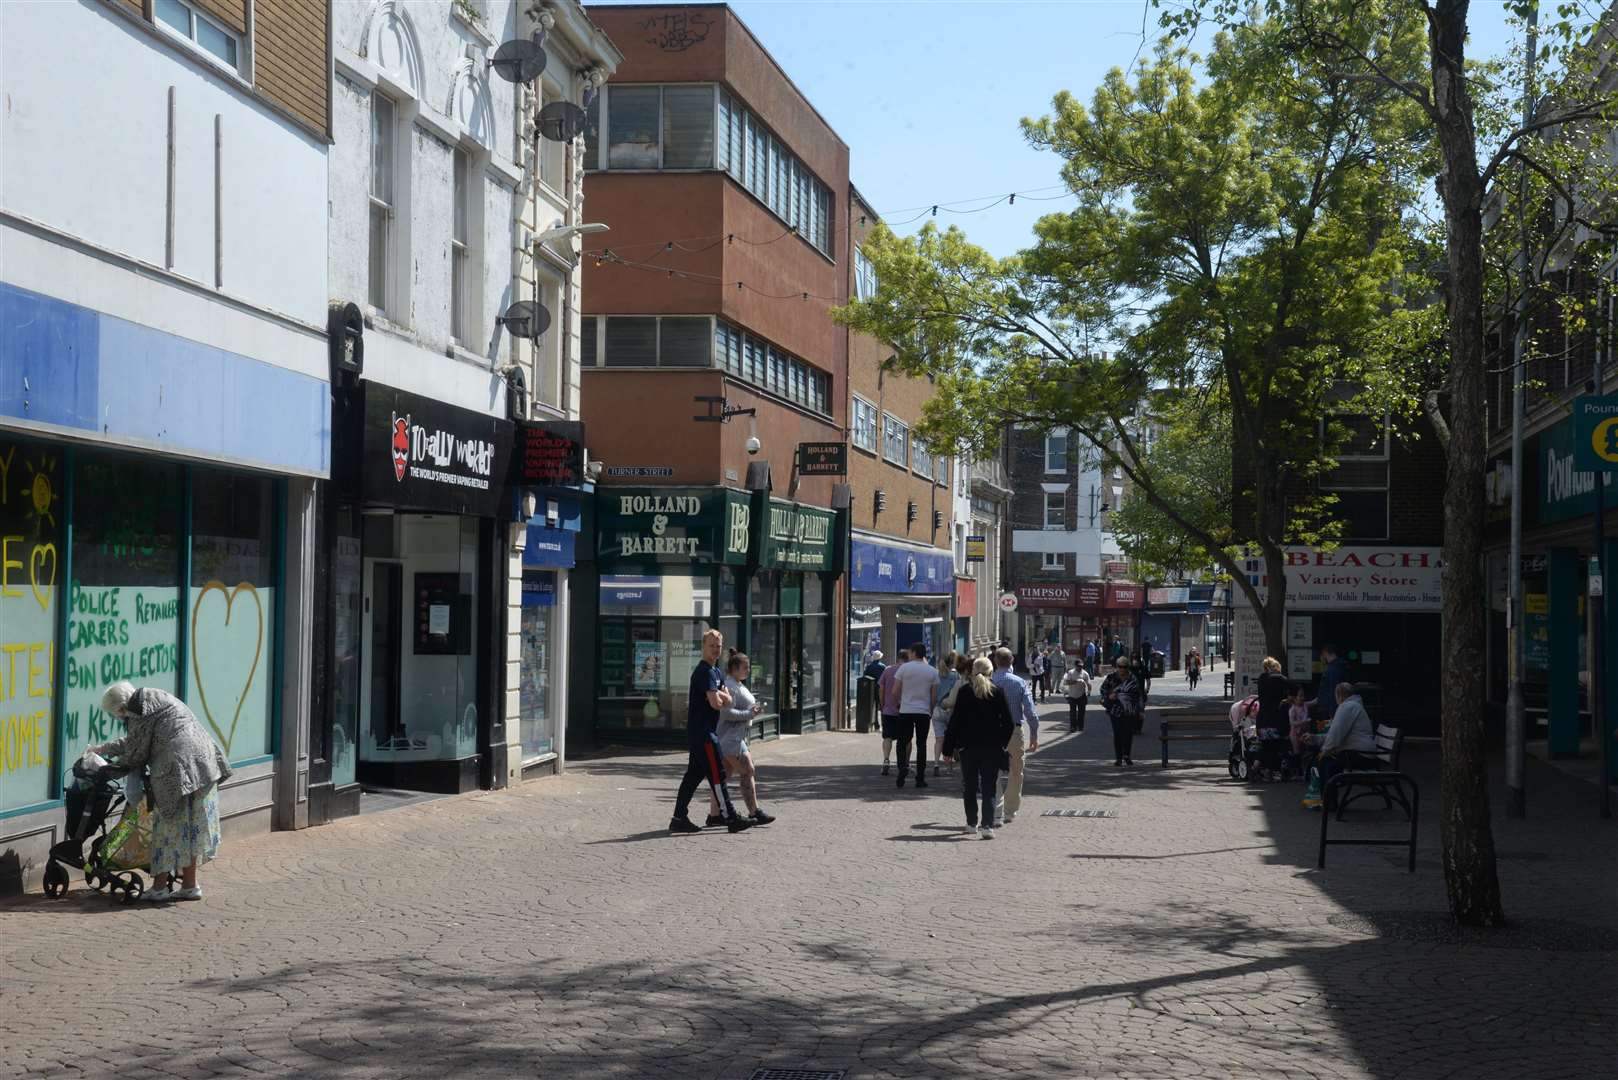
(1316, 682, 1378, 791)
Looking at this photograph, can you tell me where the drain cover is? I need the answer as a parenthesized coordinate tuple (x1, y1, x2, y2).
(748, 1071, 847, 1080)
(1041, 809, 1116, 818)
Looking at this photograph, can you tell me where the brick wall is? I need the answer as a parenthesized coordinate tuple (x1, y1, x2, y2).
(254, 0, 329, 138)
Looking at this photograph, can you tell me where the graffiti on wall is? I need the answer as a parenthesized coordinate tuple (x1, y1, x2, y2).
(0, 442, 60, 809)
(190, 581, 265, 757)
(642, 11, 711, 51)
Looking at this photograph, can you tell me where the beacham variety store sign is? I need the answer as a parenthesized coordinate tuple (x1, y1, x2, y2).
(1242, 546, 1443, 612)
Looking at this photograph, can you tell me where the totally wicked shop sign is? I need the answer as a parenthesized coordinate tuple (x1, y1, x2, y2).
(362, 383, 512, 517)
(1242, 546, 1443, 612)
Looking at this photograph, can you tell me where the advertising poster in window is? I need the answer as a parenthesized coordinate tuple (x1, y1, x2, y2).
(0, 440, 61, 811)
(633, 641, 667, 691)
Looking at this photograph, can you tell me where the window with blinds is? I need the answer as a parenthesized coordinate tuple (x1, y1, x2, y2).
(661, 86, 716, 169)
(718, 90, 834, 256)
(603, 317, 658, 366)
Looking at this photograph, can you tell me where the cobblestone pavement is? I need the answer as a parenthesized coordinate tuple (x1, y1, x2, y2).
(5, 699, 1615, 1080)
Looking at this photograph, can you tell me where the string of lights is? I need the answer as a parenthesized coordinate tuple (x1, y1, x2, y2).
(593, 249, 844, 303)
(578, 182, 1079, 258)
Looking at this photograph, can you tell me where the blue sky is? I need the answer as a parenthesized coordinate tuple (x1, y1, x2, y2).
(591, 1, 1525, 257)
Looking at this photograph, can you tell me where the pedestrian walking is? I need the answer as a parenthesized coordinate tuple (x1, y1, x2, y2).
(706, 651, 775, 827)
(1099, 656, 1144, 767)
(1061, 662, 1091, 732)
(930, 650, 967, 778)
(1030, 648, 1048, 702)
(862, 651, 887, 681)
(669, 629, 752, 834)
(942, 657, 1016, 839)
(1048, 647, 1068, 701)
(1256, 656, 1289, 732)
(1084, 639, 1098, 673)
(1130, 644, 1151, 705)
(1186, 648, 1202, 690)
(894, 643, 940, 788)
(990, 647, 1038, 824)
(87, 681, 232, 902)
(878, 654, 903, 776)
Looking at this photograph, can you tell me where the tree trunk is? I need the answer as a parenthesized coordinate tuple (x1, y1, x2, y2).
(1429, 0, 1505, 927)
(1261, 544, 1288, 661)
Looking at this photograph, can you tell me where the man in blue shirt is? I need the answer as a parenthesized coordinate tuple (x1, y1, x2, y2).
(670, 629, 753, 833)
(1308, 643, 1348, 722)
(991, 647, 1039, 824)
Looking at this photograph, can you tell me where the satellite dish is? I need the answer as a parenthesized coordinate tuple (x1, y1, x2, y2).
(497, 300, 551, 341)
(489, 39, 546, 84)
(536, 101, 589, 142)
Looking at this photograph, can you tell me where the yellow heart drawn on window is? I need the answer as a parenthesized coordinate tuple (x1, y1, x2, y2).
(30, 542, 56, 612)
(190, 581, 264, 756)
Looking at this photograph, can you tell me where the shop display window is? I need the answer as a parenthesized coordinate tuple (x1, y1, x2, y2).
(190, 470, 277, 762)
(520, 570, 557, 759)
(65, 456, 183, 770)
(360, 515, 481, 764)
(0, 437, 62, 811)
(599, 571, 712, 731)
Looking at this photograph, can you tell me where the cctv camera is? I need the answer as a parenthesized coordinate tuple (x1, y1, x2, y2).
(585, 460, 604, 481)
(746, 436, 762, 456)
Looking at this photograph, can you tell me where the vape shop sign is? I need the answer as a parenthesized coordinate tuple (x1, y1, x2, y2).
(361, 384, 513, 517)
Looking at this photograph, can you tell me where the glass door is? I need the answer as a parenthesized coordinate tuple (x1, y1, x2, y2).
(361, 560, 406, 755)
(780, 619, 802, 734)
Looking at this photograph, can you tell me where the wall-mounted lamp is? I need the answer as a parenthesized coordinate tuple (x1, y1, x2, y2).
(874, 489, 887, 515)
(906, 500, 918, 525)
(932, 509, 943, 532)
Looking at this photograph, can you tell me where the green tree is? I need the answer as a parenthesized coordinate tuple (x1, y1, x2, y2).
(1106, 390, 1233, 583)
(1158, 0, 1618, 934)
(836, 25, 1428, 663)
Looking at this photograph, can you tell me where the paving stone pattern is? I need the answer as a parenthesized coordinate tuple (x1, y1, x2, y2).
(4, 692, 1614, 1080)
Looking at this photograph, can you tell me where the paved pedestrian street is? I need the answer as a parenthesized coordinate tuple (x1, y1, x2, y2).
(4, 694, 1614, 1080)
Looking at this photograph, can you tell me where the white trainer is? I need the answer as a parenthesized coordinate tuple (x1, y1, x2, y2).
(171, 886, 203, 901)
(978, 827, 995, 839)
(140, 886, 175, 902)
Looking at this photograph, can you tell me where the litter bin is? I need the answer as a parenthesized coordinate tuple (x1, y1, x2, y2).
(856, 675, 877, 733)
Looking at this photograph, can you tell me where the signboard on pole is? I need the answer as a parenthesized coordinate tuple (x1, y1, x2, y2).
(797, 442, 848, 476)
(1572, 394, 1618, 471)
(965, 535, 987, 562)
(999, 592, 1019, 612)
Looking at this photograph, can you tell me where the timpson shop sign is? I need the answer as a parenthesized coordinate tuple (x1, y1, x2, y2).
(598, 489, 753, 566)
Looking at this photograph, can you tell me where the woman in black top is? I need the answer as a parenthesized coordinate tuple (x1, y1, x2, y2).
(1100, 657, 1144, 766)
(1255, 656, 1289, 732)
(941, 656, 1016, 839)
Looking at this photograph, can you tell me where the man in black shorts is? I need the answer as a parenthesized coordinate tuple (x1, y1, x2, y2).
(671, 628, 753, 833)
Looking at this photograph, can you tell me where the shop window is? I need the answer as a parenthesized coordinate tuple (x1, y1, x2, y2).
(189, 470, 277, 762)
(0, 438, 62, 811)
(520, 570, 557, 759)
(65, 457, 184, 768)
(598, 571, 714, 732)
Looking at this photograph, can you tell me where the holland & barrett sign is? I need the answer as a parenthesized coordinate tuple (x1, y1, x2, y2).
(597, 488, 752, 567)
(758, 500, 837, 571)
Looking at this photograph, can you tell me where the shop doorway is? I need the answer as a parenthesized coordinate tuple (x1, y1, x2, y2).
(363, 560, 406, 752)
(780, 619, 803, 734)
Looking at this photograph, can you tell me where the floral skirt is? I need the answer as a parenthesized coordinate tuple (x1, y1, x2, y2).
(150, 785, 221, 877)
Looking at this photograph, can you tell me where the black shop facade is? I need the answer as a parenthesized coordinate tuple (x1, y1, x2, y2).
(567, 487, 845, 750)
(308, 380, 515, 821)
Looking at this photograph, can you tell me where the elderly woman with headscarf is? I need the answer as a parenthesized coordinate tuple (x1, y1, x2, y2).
(87, 681, 231, 902)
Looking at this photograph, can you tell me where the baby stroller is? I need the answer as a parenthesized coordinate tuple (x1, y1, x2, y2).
(43, 755, 152, 903)
(1227, 697, 1298, 782)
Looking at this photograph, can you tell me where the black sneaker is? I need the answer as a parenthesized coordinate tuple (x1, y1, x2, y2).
(750, 809, 775, 825)
(669, 816, 701, 834)
(933, 765, 941, 777)
(726, 815, 755, 833)
(896, 770, 907, 789)
(915, 774, 928, 788)
(705, 814, 725, 827)
(881, 764, 891, 776)
(1124, 757, 1134, 767)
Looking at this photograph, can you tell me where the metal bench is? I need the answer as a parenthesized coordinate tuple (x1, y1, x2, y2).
(1159, 718, 1235, 767)
(1331, 725, 1411, 817)
(1318, 770, 1419, 871)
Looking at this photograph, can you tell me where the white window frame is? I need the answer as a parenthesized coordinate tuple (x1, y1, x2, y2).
(1323, 413, 1392, 462)
(854, 247, 878, 300)
(1042, 552, 1065, 571)
(450, 146, 472, 345)
(531, 273, 563, 410)
(1045, 428, 1068, 473)
(593, 84, 718, 172)
(852, 396, 879, 452)
(537, 76, 568, 194)
(368, 90, 398, 317)
(882, 413, 909, 466)
(911, 438, 934, 479)
(153, 0, 243, 73)
(1043, 491, 1066, 530)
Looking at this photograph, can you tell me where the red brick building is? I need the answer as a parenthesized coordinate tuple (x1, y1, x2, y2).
(569, 5, 853, 748)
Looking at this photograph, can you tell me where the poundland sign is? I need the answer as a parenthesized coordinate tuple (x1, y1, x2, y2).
(1537, 415, 1618, 525)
